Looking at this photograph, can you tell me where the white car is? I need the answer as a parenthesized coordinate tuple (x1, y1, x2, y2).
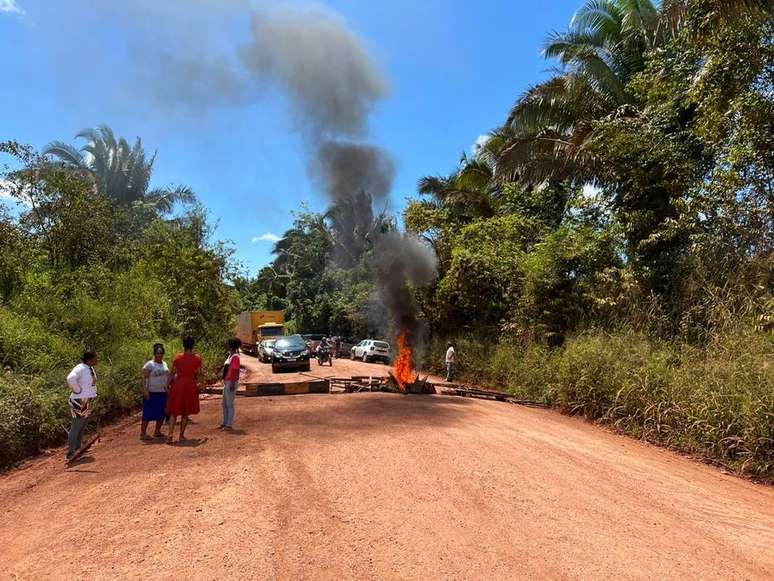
(351, 340, 392, 364)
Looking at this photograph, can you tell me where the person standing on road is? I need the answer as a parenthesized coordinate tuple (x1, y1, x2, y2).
(166, 337, 203, 445)
(140, 343, 170, 440)
(445, 343, 455, 382)
(220, 338, 241, 431)
(66, 351, 98, 461)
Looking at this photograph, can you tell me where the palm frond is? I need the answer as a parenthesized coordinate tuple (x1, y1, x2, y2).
(570, 0, 624, 37)
(418, 175, 453, 197)
(41, 141, 86, 167)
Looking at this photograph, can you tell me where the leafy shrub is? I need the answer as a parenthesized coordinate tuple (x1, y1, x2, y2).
(444, 327, 773, 480)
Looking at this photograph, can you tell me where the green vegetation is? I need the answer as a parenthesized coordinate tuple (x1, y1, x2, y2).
(0, 140, 237, 469)
(426, 330, 773, 478)
(234, 199, 393, 339)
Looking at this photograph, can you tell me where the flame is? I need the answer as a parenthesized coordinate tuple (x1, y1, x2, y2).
(394, 329, 415, 389)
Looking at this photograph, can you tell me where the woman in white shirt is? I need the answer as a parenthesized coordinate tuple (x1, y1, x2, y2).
(66, 351, 98, 460)
(140, 343, 171, 440)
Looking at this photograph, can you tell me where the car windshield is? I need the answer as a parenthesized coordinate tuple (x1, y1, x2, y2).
(374, 341, 389, 349)
(274, 336, 306, 350)
(264, 340, 275, 347)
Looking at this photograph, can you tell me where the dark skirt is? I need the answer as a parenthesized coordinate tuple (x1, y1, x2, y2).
(142, 391, 168, 421)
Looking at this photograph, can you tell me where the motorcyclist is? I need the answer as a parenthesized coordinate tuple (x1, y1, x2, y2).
(317, 337, 333, 366)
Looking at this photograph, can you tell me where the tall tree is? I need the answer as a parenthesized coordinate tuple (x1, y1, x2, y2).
(44, 124, 194, 212)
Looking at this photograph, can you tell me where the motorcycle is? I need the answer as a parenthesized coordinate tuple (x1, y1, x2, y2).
(317, 344, 333, 366)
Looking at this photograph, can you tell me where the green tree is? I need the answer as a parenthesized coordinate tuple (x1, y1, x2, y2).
(44, 124, 195, 212)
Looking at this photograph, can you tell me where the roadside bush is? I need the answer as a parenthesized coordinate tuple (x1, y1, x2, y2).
(0, 308, 79, 374)
(0, 376, 65, 469)
(444, 327, 774, 480)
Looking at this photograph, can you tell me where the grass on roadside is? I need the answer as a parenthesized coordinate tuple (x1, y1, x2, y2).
(426, 328, 774, 481)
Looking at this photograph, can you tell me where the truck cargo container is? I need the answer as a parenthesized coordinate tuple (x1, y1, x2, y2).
(236, 310, 285, 355)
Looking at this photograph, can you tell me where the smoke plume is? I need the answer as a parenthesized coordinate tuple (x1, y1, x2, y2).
(243, 4, 387, 138)
(314, 141, 395, 204)
(241, 4, 436, 342)
(243, 5, 396, 257)
(374, 232, 438, 327)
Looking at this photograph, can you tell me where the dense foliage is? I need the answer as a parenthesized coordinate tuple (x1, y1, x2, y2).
(0, 139, 238, 468)
(406, 0, 773, 341)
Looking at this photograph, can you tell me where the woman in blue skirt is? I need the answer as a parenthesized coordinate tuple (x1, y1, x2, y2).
(140, 343, 171, 440)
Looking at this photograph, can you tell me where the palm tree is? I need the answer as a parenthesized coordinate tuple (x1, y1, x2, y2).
(324, 190, 393, 266)
(43, 124, 194, 212)
(496, 0, 665, 185)
(496, 0, 773, 185)
(418, 154, 496, 219)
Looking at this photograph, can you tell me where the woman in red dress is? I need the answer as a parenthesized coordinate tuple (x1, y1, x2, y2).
(166, 336, 203, 444)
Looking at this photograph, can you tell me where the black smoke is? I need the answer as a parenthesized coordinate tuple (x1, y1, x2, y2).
(240, 4, 437, 341)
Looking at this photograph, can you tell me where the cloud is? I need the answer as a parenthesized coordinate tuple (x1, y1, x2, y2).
(252, 232, 281, 243)
(471, 134, 490, 156)
(0, 0, 24, 15)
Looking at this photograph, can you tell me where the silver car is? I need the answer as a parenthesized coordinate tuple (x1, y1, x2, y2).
(258, 339, 277, 363)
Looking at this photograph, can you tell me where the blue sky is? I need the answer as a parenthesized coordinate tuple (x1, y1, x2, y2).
(0, 0, 581, 273)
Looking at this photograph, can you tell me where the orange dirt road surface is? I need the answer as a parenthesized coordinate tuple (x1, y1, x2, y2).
(1, 357, 773, 579)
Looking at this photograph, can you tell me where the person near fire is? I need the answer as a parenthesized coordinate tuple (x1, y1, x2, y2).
(445, 342, 455, 382)
(166, 336, 203, 444)
(220, 338, 241, 431)
(66, 351, 98, 460)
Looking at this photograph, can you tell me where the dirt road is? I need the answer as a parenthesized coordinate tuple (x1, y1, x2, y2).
(1, 358, 773, 579)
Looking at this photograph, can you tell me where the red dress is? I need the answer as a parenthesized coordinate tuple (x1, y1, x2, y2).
(166, 352, 202, 416)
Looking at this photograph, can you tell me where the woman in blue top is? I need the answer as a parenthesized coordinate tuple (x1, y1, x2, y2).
(140, 343, 170, 440)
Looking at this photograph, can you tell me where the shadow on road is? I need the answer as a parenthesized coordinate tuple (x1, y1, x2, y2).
(176, 437, 208, 448)
(223, 429, 248, 436)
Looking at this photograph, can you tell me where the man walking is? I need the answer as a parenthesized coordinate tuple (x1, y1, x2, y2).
(445, 342, 455, 382)
(66, 351, 98, 461)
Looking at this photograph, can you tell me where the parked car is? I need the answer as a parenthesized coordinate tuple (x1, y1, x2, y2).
(331, 336, 355, 358)
(258, 339, 277, 363)
(351, 339, 392, 364)
(271, 335, 311, 373)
